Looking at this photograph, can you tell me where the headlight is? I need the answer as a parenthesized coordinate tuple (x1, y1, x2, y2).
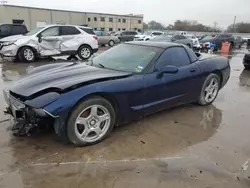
(3, 41, 16, 46)
(3, 89, 10, 105)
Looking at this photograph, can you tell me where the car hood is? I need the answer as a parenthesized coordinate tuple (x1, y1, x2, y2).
(9, 62, 132, 99)
(0, 34, 28, 42)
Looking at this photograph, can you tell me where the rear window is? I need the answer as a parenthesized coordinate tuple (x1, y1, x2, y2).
(12, 25, 27, 35)
(0, 25, 11, 34)
(60, 26, 80, 35)
(80, 27, 95, 35)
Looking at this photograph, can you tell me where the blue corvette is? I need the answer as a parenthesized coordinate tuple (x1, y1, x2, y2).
(3, 42, 230, 146)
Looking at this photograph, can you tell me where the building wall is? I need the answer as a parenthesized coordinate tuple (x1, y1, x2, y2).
(0, 5, 143, 31)
(30, 9, 51, 29)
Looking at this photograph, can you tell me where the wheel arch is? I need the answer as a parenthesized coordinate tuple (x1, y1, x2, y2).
(66, 92, 119, 126)
(77, 44, 93, 54)
(17, 45, 39, 57)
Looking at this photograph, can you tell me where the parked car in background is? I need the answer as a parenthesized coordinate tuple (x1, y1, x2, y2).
(114, 31, 138, 42)
(187, 35, 201, 50)
(200, 34, 235, 50)
(134, 31, 164, 41)
(243, 53, 250, 69)
(95, 31, 119, 47)
(234, 36, 244, 48)
(3, 41, 230, 146)
(150, 34, 193, 48)
(0, 24, 28, 39)
(0, 25, 98, 62)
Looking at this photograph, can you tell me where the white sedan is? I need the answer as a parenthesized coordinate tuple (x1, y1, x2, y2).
(134, 31, 164, 41)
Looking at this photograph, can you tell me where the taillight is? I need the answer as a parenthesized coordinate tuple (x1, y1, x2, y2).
(93, 36, 98, 40)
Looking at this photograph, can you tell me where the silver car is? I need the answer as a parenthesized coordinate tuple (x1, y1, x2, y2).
(95, 31, 119, 47)
(150, 34, 193, 48)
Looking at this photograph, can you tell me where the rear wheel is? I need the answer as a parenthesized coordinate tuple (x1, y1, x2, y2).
(78, 45, 92, 60)
(108, 40, 115, 47)
(67, 96, 116, 146)
(18, 47, 36, 63)
(198, 73, 220, 106)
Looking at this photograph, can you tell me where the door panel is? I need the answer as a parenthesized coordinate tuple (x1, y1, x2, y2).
(143, 63, 201, 115)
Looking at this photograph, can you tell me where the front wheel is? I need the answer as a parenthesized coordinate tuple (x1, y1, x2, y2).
(67, 96, 116, 146)
(18, 47, 36, 63)
(78, 45, 92, 60)
(198, 73, 220, 106)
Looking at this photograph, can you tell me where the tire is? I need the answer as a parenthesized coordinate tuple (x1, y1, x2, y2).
(18, 47, 36, 63)
(244, 65, 250, 69)
(78, 45, 92, 60)
(108, 40, 115, 47)
(198, 73, 221, 106)
(67, 96, 116, 146)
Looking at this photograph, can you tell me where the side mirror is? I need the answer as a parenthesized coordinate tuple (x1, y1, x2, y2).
(37, 34, 42, 43)
(157, 65, 179, 78)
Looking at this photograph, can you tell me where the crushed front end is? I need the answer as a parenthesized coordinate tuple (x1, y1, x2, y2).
(3, 89, 55, 136)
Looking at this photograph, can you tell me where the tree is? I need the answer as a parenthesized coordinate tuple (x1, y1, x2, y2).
(148, 20, 165, 30)
(143, 22, 149, 30)
(227, 22, 250, 33)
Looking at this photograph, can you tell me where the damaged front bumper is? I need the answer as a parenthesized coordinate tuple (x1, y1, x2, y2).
(3, 90, 55, 136)
(0, 43, 19, 58)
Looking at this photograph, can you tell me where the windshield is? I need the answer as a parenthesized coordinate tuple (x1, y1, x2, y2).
(25, 27, 45, 36)
(92, 44, 160, 73)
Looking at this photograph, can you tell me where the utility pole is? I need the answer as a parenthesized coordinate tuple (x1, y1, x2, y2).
(233, 16, 236, 33)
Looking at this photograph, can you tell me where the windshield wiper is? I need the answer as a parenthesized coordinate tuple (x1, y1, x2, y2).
(97, 63, 106, 68)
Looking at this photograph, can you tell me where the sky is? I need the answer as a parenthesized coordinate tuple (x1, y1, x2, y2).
(3, 0, 250, 28)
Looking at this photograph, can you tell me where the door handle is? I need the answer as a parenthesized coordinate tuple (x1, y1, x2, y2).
(190, 68, 197, 73)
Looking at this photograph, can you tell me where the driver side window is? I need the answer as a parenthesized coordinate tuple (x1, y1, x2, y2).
(40, 27, 59, 37)
(155, 47, 191, 71)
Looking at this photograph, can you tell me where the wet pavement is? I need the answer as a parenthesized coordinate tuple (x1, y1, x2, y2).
(0, 47, 250, 187)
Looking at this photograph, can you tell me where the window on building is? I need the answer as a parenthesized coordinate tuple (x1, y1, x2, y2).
(138, 20, 142, 24)
(79, 27, 95, 35)
(101, 17, 105, 22)
(94, 17, 97, 22)
(138, 29, 141, 32)
(40, 26, 60, 37)
(109, 18, 113, 22)
(118, 18, 121, 22)
(12, 19, 24, 24)
(109, 28, 113, 31)
(122, 19, 126, 23)
(60, 26, 81, 35)
(88, 18, 91, 22)
(134, 28, 137, 31)
(101, 28, 105, 31)
(118, 28, 121, 31)
(122, 28, 126, 31)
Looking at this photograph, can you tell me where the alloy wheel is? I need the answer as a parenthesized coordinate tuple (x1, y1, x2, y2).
(204, 78, 219, 103)
(74, 105, 111, 143)
(81, 48, 91, 58)
(23, 48, 34, 61)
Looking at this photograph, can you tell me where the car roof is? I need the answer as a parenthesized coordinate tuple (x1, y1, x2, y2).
(126, 41, 182, 49)
(44, 24, 93, 29)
